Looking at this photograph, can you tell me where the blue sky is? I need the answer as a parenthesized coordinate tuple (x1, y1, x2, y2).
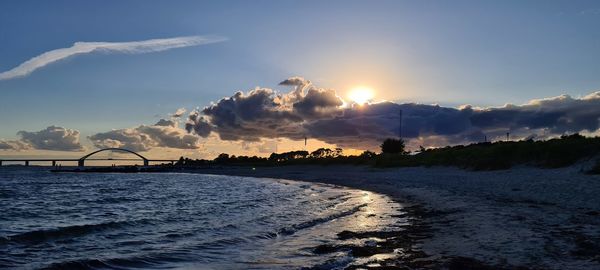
(1, 1, 599, 156)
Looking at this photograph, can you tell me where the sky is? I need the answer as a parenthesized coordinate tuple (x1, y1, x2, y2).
(1, 0, 600, 160)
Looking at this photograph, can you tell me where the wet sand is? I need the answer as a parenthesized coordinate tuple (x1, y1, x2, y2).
(187, 165, 600, 269)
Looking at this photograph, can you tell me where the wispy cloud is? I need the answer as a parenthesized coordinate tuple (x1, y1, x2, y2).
(0, 35, 227, 80)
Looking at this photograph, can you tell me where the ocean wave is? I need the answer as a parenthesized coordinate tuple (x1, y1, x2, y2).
(41, 257, 161, 270)
(0, 219, 152, 245)
(278, 203, 368, 235)
(40, 237, 249, 270)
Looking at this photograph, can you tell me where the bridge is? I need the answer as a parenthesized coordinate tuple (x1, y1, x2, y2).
(0, 148, 178, 167)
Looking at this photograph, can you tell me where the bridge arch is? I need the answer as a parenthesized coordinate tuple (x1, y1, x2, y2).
(78, 148, 148, 167)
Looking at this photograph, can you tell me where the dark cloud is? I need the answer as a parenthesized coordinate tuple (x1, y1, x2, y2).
(16, 126, 84, 151)
(293, 88, 344, 118)
(279, 76, 311, 87)
(185, 110, 212, 137)
(183, 77, 600, 150)
(89, 119, 201, 152)
(304, 102, 474, 149)
(470, 93, 600, 135)
(195, 88, 303, 141)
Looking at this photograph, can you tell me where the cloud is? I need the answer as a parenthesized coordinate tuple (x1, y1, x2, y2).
(293, 88, 344, 118)
(241, 140, 278, 154)
(470, 92, 600, 137)
(7, 79, 596, 153)
(580, 8, 600, 16)
(89, 119, 202, 152)
(279, 76, 311, 87)
(155, 119, 178, 127)
(172, 108, 187, 118)
(0, 140, 30, 151)
(16, 126, 84, 151)
(185, 110, 213, 138)
(0, 35, 227, 80)
(185, 77, 396, 148)
(185, 76, 600, 150)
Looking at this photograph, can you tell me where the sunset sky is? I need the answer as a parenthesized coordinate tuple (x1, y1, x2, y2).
(1, 0, 600, 159)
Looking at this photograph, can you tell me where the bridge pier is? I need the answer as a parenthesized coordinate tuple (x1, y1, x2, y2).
(78, 160, 84, 167)
(0, 160, 2, 166)
(52, 160, 56, 167)
(25, 161, 29, 166)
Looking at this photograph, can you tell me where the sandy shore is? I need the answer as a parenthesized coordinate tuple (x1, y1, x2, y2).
(186, 165, 600, 269)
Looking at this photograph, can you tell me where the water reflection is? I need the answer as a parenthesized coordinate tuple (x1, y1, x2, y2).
(0, 169, 406, 269)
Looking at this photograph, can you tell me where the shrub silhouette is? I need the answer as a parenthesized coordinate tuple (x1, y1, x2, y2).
(380, 138, 407, 154)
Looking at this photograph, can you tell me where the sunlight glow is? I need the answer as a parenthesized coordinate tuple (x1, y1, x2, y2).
(348, 87, 374, 105)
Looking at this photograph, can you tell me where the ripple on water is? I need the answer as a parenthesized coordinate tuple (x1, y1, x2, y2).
(0, 169, 406, 269)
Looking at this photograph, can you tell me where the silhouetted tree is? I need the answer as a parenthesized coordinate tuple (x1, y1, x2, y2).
(214, 153, 230, 163)
(176, 156, 185, 166)
(268, 150, 309, 162)
(561, 133, 584, 140)
(381, 138, 407, 154)
(310, 148, 342, 158)
(359, 150, 377, 158)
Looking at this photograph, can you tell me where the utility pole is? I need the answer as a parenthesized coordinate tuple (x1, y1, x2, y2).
(398, 109, 403, 140)
(304, 136, 307, 151)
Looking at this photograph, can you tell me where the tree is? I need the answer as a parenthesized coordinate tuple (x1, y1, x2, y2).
(214, 153, 230, 163)
(176, 156, 185, 166)
(310, 148, 338, 158)
(359, 150, 377, 159)
(381, 138, 406, 154)
(268, 150, 309, 162)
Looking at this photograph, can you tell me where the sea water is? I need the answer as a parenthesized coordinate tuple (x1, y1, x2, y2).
(0, 167, 405, 269)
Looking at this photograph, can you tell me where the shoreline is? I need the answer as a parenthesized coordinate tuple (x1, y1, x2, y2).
(41, 164, 600, 269)
(183, 165, 600, 269)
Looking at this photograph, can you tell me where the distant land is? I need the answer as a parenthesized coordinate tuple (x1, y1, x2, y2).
(48, 134, 600, 174)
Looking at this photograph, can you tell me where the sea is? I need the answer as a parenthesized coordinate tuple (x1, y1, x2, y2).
(0, 167, 406, 270)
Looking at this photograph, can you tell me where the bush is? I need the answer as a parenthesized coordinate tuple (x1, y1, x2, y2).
(380, 138, 407, 154)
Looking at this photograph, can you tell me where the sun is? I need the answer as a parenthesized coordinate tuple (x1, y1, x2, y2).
(348, 86, 374, 105)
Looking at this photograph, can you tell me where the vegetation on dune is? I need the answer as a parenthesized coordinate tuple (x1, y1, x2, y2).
(176, 134, 600, 172)
(376, 134, 600, 170)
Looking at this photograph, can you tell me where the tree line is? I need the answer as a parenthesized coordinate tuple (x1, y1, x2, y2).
(175, 135, 600, 173)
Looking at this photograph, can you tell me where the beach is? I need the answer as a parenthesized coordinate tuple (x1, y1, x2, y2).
(190, 165, 600, 269)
